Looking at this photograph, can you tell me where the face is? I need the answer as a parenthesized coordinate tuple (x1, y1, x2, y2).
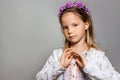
(61, 12, 89, 44)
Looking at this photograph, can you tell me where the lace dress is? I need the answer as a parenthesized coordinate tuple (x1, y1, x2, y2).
(63, 59, 86, 80)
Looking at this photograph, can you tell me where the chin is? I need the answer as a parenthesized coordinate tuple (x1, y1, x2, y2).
(70, 40, 79, 44)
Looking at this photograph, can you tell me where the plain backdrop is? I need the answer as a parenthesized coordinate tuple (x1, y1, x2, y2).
(0, 0, 120, 80)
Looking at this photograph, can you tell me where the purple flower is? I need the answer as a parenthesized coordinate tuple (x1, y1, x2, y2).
(76, 1, 83, 8)
(85, 7, 89, 12)
(85, 7, 90, 15)
(66, 2, 74, 8)
(59, 6, 66, 12)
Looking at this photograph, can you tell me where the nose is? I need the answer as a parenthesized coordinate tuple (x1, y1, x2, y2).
(68, 27, 73, 34)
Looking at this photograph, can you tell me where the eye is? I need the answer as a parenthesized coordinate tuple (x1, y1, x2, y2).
(62, 26, 68, 30)
(72, 23, 78, 27)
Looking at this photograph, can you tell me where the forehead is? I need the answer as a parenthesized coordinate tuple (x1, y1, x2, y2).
(61, 12, 83, 24)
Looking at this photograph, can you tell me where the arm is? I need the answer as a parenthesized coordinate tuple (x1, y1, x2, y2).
(83, 51, 120, 80)
(36, 49, 65, 80)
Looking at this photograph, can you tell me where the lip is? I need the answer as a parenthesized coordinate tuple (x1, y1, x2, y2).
(69, 35, 76, 39)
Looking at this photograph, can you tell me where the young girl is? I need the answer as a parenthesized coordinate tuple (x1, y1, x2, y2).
(36, 1, 120, 80)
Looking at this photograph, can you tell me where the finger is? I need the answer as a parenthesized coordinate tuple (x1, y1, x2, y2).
(73, 53, 80, 57)
(76, 53, 88, 66)
(67, 51, 75, 59)
(66, 48, 72, 51)
(73, 54, 83, 62)
(69, 54, 74, 62)
(78, 52, 87, 60)
(75, 58, 84, 68)
(74, 53, 88, 68)
(74, 53, 85, 61)
(64, 48, 72, 55)
(61, 48, 71, 60)
(64, 48, 75, 57)
(62, 48, 71, 57)
(66, 50, 80, 59)
(74, 53, 81, 59)
(78, 53, 87, 64)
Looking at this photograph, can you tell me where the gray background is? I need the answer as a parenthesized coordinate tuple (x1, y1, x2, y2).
(0, 0, 120, 80)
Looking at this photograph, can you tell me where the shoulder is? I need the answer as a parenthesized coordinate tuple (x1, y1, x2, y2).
(87, 48, 106, 59)
(86, 48, 110, 65)
(52, 48, 63, 56)
(88, 48, 113, 67)
(53, 48, 63, 53)
(89, 48, 105, 54)
(50, 48, 63, 61)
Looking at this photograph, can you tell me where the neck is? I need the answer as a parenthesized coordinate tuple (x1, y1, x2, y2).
(70, 37, 87, 53)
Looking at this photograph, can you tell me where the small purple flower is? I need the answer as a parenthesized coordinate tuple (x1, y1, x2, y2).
(59, 6, 66, 12)
(85, 7, 89, 12)
(85, 7, 90, 15)
(76, 1, 83, 8)
(66, 2, 74, 8)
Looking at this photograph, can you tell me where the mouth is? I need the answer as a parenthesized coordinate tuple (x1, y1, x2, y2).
(69, 35, 76, 39)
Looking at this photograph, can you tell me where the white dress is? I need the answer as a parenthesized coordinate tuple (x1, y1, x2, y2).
(36, 48, 120, 80)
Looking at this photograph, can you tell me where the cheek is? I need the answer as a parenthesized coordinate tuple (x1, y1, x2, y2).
(64, 32, 68, 37)
(62, 30, 67, 36)
(63, 30, 69, 38)
(77, 27, 86, 34)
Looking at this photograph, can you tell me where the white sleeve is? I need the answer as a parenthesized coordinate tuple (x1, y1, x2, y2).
(83, 52, 120, 80)
(36, 49, 65, 80)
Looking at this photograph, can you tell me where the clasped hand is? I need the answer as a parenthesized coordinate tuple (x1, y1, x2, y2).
(60, 48, 88, 69)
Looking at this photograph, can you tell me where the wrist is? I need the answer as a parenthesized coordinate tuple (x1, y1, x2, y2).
(60, 62, 66, 68)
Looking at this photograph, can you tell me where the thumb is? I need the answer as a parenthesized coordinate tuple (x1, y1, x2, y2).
(75, 57, 84, 69)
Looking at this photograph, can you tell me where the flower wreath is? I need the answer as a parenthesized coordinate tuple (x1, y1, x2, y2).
(58, 1, 90, 17)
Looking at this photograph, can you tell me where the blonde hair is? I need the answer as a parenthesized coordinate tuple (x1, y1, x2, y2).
(59, 6, 99, 50)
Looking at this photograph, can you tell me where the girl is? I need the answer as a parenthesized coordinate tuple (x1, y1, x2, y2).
(36, 1, 120, 80)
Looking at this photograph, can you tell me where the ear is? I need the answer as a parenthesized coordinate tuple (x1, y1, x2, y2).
(85, 22, 89, 30)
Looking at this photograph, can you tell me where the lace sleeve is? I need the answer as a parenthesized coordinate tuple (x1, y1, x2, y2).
(83, 51, 120, 80)
(36, 49, 65, 80)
